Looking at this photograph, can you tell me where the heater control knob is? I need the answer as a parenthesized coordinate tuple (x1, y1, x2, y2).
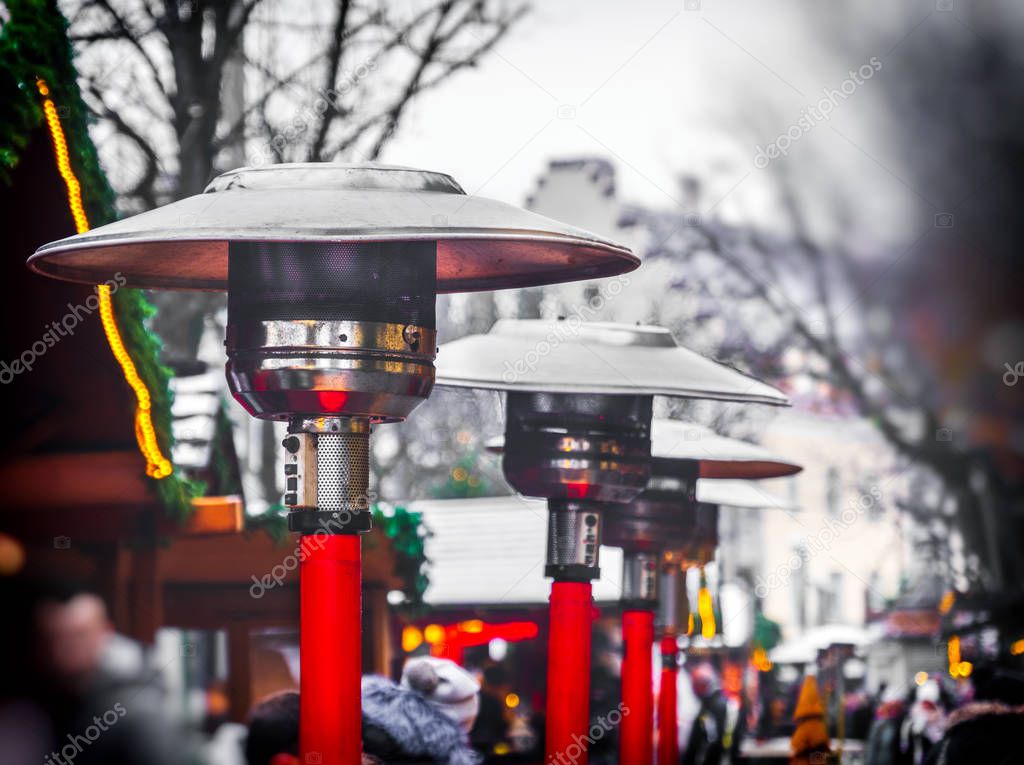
(282, 433, 316, 508)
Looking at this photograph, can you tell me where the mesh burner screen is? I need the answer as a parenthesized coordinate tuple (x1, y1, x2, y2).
(315, 431, 370, 512)
(228, 241, 437, 327)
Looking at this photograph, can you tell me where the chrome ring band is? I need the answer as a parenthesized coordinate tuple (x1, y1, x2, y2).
(229, 319, 437, 359)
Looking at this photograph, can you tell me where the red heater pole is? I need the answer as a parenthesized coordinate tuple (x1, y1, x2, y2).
(656, 635, 679, 765)
(620, 609, 655, 765)
(546, 581, 593, 765)
(300, 535, 362, 765)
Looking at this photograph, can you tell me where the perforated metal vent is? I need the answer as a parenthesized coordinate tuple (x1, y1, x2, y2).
(228, 241, 437, 327)
(315, 431, 370, 511)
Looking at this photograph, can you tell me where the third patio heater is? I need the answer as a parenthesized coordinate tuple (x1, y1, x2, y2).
(28, 163, 638, 765)
(434, 319, 788, 764)
(654, 478, 797, 764)
(602, 420, 801, 765)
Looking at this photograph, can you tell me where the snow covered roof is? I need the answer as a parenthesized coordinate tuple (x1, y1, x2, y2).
(409, 495, 624, 605)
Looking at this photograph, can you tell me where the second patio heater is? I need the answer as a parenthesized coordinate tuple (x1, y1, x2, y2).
(435, 319, 788, 764)
(602, 420, 801, 765)
(28, 163, 639, 765)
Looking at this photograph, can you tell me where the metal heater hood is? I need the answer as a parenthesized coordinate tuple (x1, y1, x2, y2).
(28, 163, 639, 291)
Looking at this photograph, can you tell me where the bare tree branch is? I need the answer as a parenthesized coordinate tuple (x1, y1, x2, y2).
(309, 0, 353, 160)
(82, 80, 161, 208)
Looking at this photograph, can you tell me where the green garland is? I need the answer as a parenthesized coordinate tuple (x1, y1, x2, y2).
(1, 0, 200, 520)
(244, 505, 291, 545)
(373, 504, 430, 602)
(244, 503, 431, 603)
(753, 611, 782, 652)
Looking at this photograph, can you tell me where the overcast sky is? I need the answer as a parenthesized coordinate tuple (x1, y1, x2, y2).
(378, 0, 928, 246)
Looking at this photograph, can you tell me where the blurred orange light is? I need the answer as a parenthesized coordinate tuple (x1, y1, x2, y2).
(505, 692, 520, 708)
(402, 626, 424, 652)
(947, 635, 961, 677)
(461, 619, 484, 634)
(0, 533, 26, 576)
(752, 646, 773, 672)
(424, 624, 444, 644)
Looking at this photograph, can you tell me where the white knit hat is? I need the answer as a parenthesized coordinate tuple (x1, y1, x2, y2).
(401, 656, 481, 733)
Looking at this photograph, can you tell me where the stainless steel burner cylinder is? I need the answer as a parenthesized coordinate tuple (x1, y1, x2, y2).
(226, 241, 438, 423)
(622, 550, 660, 603)
(658, 564, 690, 633)
(602, 458, 699, 552)
(501, 391, 652, 503)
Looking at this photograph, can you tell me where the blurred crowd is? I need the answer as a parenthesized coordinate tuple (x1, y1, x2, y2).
(2, 579, 1022, 765)
(676, 660, 1024, 765)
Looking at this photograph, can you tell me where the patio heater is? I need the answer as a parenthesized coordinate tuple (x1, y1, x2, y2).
(434, 319, 788, 764)
(602, 420, 802, 765)
(656, 483, 797, 764)
(28, 163, 639, 765)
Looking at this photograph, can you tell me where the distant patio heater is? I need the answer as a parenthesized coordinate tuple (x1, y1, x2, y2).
(653, 477, 797, 765)
(28, 163, 639, 765)
(435, 319, 789, 765)
(601, 420, 801, 765)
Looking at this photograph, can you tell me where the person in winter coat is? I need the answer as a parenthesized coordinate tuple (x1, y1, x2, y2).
(361, 657, 481, 765)
(469, 665, 509, 756)
(26, 580, 193, 765)
(683, 663, 730, 765)
(899, 678, 945, 765)
(923, 701, 1024, 765)
(245, 656, 480, 765)
(789, 675, 835, 765)
(244, 691, 382, 765)
(864, 688, 906, 765)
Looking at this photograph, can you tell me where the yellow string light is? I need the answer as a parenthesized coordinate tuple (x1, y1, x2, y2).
(698, 586, 716, 639)
(947, 635, 961, 678)
(36, 78, 172, 480)
(697, 567, 716, 640)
